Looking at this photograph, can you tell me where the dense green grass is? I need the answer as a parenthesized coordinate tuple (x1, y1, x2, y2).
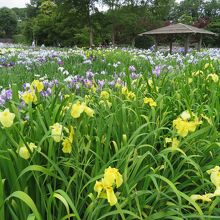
(0, 47, 220, 219)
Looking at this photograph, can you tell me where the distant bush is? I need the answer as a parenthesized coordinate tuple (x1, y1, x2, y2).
(135, 35, 154, 49)
(13, 34, 26, 44)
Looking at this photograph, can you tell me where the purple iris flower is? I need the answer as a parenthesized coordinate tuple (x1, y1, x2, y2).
(0, 97, 5, 106)
(129, 65, 136, 72)
(3, 89, 12, 100)
(83, 79, 93, 88)
(86, 70, 94, 79)
(98, 80, 105, 89)
(130, 72, 139, 79)
(9, 62, 15, 67)
(58, 60, 64, 65)
(152, 65, 161, 77)
(23, 83, 31, 90)
(108, 80, 115, 87)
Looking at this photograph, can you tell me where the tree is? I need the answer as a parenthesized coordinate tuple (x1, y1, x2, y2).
(26, 0, 41, 18)
(75, 0, 99, 47)
(31, 0, 58, 45)
(102, 0, 122, 9)
(203, 0, 220, 18)
(150, 0, 175, 21)
(205, 18, 220, 47)
(0, 7, 17, 38)
(12, 8, 27, 21)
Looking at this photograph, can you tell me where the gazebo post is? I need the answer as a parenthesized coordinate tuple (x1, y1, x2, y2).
(198, 34, 203, 51)
(170, 36, 173, 54)
(153, 36, 158, 52)
(169, 41, 172, 54)
(169, 35, 173, 54)
(184, 34, 190, 55)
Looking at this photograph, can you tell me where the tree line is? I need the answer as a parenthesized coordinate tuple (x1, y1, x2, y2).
(0, 0, 220, 48)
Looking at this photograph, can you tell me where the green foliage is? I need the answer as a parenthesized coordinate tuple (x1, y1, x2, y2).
(32, 14, 57, 45)
(12, 8, 27, 21)
(39, 0, 57, 15)
(178, 14, 193, 24)
(0, 7, 17, 38)
(204, 19, 220, 47)
(12, 34, 26, 44)
(74, 27, 90, 46)
(135, 35, 154, 49)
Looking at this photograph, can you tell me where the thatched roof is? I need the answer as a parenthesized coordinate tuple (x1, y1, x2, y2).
(139, 23, 216, 36)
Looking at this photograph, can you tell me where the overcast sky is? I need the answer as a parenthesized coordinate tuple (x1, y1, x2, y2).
(0, 0, 30, 8)
(0, 0, 182, 9)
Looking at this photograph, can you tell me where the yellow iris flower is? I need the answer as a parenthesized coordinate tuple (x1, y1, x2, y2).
(207, 166, 220, 196)
(94, 166, 123, 206)
(103, 167, 123, 188)
(143, 97, 157, 107)
(100, 91, 110, 100)
(62, 126, 74, 154)
(192, 70, 203, 76)
(84, 106, 94, 117)
(71, 101, 86, 118)
(21, 90, 37, 104)
(0, 108, 15, 128)
(50, 123, 63, 142)
(190, 193, 214, 202)
(17, 142, 38, 160)
(127, 91, 136, 100)
(31, 80, 44, 92)
(121, 87, 128, 95)
(165, 137, 180, 150)
(173, 117, 201, 137)
(62, 139, 72, 154)
(71, 101, 94, 118)
(207, 73, 219, 83)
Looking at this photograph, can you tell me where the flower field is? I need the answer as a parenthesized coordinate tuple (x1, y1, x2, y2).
(1, 45, 220, 219)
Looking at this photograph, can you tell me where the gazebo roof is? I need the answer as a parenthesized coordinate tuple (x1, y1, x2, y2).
(139, 23, 216, 36)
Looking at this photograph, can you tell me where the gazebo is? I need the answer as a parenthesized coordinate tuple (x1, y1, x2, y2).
(139, 23, 216, 54)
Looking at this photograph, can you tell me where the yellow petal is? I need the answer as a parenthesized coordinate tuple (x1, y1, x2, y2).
(94, 181, 103, 197)
(84, 106, 94, 117)
(18, 147, 30, 160)
(106, 187, 117, 206)
(180, 111, 191, 121)
(68, 126, 74, 143)
(62, 139, 72, 154)
(165, 138, 172, 143)
(115, 172, 123, 188)
(171, 138, 179, 149)
(31, 80, 44, 92)
(214, 188, 220, 196)
(190, 194, 202, 201)
(28, 142, 37, 152)
(100, 91, 109, 100)
(71, 102, 85, 118)
(50, 123, 63, 142)
(103, 169, 115, 187)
